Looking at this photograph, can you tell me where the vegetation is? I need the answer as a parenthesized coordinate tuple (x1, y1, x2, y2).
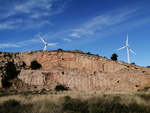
(138, 94, 150, 100)
(111, 53, 118, 61)
(55, 84, 68, 91)
(0, 99, 32, 113)
(57, 48, 63, 51)
(30, 60, 42, 70)
(87, 52, 91, 55)
(63, 96, 89, 113)
(5, 62, 18, 79)
(0, 93, 150, 113)
(2, 62, 19, 88)
(131, 62, 136, 65)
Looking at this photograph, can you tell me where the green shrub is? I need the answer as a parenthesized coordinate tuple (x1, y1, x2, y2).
(1, 80, 12, 88)
(63, 97, 89, 113)
(6, 62, 18, 79)
(138, 94, 150, 100)
(142, 87, 150, 92)
(55, 84, 68, 91)
(131, 62, 135, 65)
(30, 60, 42, 69)
(0, 99, 20, 113)
(111, 53, 118, 61)
(0, 99, 33, 113)
(3, 99, 20, 108)
(57, 48, 63, 51)
(2, 62, 19, 88)
(87, 52, 91, 55)
(90, 106, 105, 113)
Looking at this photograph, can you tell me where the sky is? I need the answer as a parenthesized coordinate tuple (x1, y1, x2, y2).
(0, 0, 150, 67)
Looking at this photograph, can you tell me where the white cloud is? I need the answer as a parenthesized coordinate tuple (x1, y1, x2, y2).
(69, 9, 138, 38)
(24, 20, 52, 29)
(30, 12, 50, 19)
(0, 43, 21, 48)
(0, 34, 59, 49)
(0, 0, 68, 30)
(70, 33, 80, 38)
(63, 38, 71, 42)
(0, 19, 51, 30)
(0, 19, 23, 30)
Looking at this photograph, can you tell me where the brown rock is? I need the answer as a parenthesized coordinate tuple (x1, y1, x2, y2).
(0, 50, 150, 92)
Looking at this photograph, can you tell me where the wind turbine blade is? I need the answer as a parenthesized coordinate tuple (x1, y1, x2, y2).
(39, 36, 47, 44)
(43, 45, 47, 51)
(129, 49, 136, 55)
(126, 34, 128, 46)
(47, 43, 58, 46)
(116, 46, 126, 51)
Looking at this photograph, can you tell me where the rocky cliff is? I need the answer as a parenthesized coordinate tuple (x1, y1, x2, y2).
(0, 50, 150, 92)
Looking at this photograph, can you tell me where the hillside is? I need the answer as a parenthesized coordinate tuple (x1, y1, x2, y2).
(0, 50, 150, 92)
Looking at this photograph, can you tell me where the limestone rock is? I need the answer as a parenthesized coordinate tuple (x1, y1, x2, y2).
(0, 51, 150, 92)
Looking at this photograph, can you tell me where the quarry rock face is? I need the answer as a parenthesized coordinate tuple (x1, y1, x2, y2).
(0, 51, 150, 92)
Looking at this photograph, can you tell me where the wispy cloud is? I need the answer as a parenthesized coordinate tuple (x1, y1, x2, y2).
(0, 34, 58, 49)
(70, 9, 138, 38)
(0, 7, 139, 49)
(32, 8, 139, 44)
(0, 19, 23, 30)
(0, 19, 51, 30)
(0, 0, 69, 30)
(63, 38, 72, 42)
(0, 43, 21, 48)
(70, 33, 80, 38)
(41, 8, 139, 43)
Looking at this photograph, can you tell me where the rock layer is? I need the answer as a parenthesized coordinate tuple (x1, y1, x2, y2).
(0, 51, 150, 92)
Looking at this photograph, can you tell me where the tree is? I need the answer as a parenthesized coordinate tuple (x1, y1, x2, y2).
(55, 84, 68, 91)
(30, 60, 42, 70)
(131, 62, 135, 65)
(2, 62, 19, 88)
(111, 53, 118, 61)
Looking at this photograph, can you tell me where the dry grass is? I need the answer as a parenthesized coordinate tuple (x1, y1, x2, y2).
(0, 91, 150, 113)
(0, 91, 150, 105)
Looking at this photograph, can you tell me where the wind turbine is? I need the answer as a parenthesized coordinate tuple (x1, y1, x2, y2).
(39, 36, 57, 51)
(116, 34, 136, 63)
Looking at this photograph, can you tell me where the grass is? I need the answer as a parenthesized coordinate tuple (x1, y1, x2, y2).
(0, 91, 150, 113)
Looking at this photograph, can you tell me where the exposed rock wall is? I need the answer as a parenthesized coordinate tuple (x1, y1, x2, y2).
(0, 51, 150, 92)
(18, 51, 127, 73)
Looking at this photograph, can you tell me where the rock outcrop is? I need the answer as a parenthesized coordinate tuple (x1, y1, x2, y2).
(0, 50, 150, 92)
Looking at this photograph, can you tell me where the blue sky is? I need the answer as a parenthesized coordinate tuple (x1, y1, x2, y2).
(0, 0, 150, 67)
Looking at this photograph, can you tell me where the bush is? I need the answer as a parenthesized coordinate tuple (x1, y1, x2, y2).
(57, 48, 63, 51)
(55, 84, 68, 91)
(1, 80, 12, 88)
(63, 96, 89, 113)
(0, 99, 33, 113)
(139, 94, 150, 100)
(87, 52, 91, 55)
(131, 62, 135, 65)
(6, 62, 18, 79)
(30, 60, 42, 69)
(90, 106, 105, 113)
(3, 99, 20, 108)
(111, 53, 118, 61)
(2, 62, 19, 88)
(0, 99, 20, 113)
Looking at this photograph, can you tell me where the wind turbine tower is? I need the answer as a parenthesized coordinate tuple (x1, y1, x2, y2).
(116, 34, 136, 63)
